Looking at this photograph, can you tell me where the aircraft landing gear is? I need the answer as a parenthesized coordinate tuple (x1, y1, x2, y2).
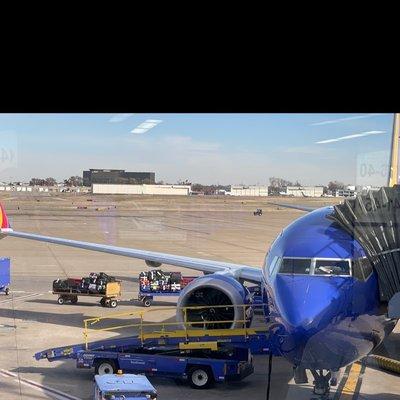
(310, 369, 331, 399)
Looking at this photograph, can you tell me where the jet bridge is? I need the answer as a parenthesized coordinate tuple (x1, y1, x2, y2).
(329, 186, 400, 303)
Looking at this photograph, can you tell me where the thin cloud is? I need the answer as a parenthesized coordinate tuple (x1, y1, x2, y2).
(311, 113, 384, 126)
(316, 130, 386, 144)
(109, 113, 134, 123)
(131, 119, 162, 134)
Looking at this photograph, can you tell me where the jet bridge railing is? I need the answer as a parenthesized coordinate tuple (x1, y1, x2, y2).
(83, 303, 263, 350)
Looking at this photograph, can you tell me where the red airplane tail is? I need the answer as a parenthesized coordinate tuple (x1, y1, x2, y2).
(0, 203, 10, 229)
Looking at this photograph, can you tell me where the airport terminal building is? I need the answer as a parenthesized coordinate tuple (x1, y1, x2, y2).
(83, 169, 155, 186)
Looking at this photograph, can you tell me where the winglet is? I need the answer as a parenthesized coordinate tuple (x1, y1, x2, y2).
(0, 203, 10, 229)
(268, 202, 316, 212)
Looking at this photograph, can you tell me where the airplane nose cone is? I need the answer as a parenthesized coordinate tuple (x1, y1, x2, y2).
(274, 274, 349, 331)
(273, 274, 375, 370)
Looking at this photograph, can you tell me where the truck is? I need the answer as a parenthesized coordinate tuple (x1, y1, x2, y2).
(94, 372, 157, 400)
(0, 257, 10, 295)
(53, 272, 121, 308)
(138, 269, 195, 307)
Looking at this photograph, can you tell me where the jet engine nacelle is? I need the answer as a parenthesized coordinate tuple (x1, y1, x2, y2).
(176, 274, 253, 329)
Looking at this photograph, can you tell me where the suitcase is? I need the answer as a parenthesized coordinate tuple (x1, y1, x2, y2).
(170, 272, 182, 284)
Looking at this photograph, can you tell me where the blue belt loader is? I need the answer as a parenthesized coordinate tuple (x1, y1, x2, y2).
(35, 328, 274, 389)
(35, 304, 275, 389)
(35, 306, 280, 389)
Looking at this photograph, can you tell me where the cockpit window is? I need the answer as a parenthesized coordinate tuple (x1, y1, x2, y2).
(279, 258, 311, 274)
(268, 256, 281, 276)
(314, 259, 350, 276)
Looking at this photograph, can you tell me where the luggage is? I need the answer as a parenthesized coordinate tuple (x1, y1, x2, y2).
(53, 279, 67, 292)
(139, 269, 186, 293)
(170, 272, 182, 284)
(181, 276, 195, 287)
(88, 283, 97, 292)
(54, 272, 116, 295)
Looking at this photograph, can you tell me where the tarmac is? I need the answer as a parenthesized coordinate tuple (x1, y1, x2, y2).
(0, 193, 398, 400)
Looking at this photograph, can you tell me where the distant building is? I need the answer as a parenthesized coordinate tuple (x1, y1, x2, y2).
(92, 183, 191, 196)
(0, 184, 90, 193)
(228, 185, 269, 196)
(83, 169, 155, 186)
(285, 186, 324, 197)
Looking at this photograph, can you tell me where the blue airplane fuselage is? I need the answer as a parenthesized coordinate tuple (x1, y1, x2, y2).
(262, 206, 396, 370)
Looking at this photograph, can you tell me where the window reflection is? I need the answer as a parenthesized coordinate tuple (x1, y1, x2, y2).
(314, 259, 350, 276)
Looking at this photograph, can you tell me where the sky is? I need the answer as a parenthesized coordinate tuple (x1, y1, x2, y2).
(0, 113, 395, 186)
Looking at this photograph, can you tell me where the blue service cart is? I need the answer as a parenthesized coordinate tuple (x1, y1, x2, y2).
(94, 372, 157, 400)
(0, 257, 10, 295)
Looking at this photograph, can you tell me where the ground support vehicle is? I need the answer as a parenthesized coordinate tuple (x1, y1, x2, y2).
(94, 372, 157, 399)
(82, 344, 254, 389)
(35, 328, 272, 389)
(35, 305, 279, 389)
(53, 280, 121, 308)
(0, 257, 10, 295)
(138, 270, 195, 307)
(35, 306, 278, 389)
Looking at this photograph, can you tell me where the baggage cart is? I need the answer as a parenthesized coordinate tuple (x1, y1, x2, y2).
(0, 257, 10, 295)
(54, 280, 121, 308)
(138, 269, 195, 307)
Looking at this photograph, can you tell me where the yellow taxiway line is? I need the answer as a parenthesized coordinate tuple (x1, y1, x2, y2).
(337, 362, 363, 400)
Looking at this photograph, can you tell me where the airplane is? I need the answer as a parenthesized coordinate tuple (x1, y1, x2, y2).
(0, 196, 398, 398)
(0, 116, 399, 398)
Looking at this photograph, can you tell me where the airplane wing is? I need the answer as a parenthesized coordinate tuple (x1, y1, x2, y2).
(268, 202, 317, 212)
(1, 228, 262, 283)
